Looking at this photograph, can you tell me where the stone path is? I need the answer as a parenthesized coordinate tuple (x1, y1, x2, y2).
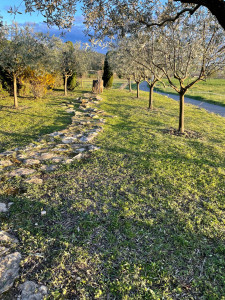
(0, 93, 104, 187)
(0, 93, 105, 299)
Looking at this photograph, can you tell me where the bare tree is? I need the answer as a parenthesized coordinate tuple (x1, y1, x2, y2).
(156, 13, 225, 133)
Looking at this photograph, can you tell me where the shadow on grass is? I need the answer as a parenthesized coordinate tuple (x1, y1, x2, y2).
(2, 165, 224, 298)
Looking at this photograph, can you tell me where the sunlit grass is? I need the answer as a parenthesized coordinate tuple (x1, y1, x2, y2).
(1, 87, 224, 299)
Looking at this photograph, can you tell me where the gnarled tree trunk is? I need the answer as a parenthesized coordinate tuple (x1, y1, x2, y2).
(179, 92, 185, 133)
(64, 75, 68, 96)
(148, 84, 154, 110)
(136, 82, 140, 98)
(13, 74, 18, 109)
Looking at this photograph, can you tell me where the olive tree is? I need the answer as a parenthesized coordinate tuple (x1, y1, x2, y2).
(0, 24, 50, 108)
(156, 13, 225, 133)
(56, 41, 80, 96)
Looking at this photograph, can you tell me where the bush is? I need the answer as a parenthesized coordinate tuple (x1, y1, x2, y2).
(21, 68, 55, 99)
(102, 53, 113, 88)
(67, 73, 77, 91)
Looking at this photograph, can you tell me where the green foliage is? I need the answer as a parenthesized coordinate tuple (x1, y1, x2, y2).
(102, 53, 113, 88)
(67, 73, 77, 91)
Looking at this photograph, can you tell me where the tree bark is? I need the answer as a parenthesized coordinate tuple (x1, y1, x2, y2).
(13, 74, 18, 109)
(129, 78, 132, 92)
(148, 84, 154, 110)
(64, 76, 68, 96)
(136, 82, 140, 98)
(178, 92, 185, 133)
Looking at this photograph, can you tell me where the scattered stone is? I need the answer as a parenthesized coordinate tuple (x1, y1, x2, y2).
(88, 145, 100, 152)
(8, 202, 14, 208)
(18, 281, 48, 300)
(25, 177, 43, 185)
(66, 108, 75, 114)
(8, 168, 35, 177)
(39, 153, 57, 160)
(40, 165, 57, 172)
(62, 137, 77, 144)
(0, 246, 8, 256)
(23, 159, 41, 166)
(76, 148, 86, 153)
(0, 160, 13, 168)
(48, 132, 63, 137)
(0, 252, 21, 294)
(0, 203, 7, 213)
(0, 231, 18, 244)
(41, 210, 46, 216)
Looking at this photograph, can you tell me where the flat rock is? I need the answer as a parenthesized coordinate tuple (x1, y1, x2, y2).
(48, 132, 63, 137)
(88, 145, 100, 152)
(0, 252, 21, 294)
(0, 203, 7, 213)
(39, 153, 57, 160)
(23, 159, 41, 166)
(0, 246, 8, 256)
(0, 231, 18, 244)
(25, 177, 43, 185)
(8, 168, 35, 177)
(18, 281, 48, 300)
(0, 160, 13, 168)
(61, 137, 77, 144)
(40, 165, 57, 172)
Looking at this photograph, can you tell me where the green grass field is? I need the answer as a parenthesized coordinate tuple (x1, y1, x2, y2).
(154, 78, 225, 107)
(0, 85, 225, 299)
(0, 90, 75, 152)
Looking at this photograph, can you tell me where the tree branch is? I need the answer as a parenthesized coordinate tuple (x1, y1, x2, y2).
(139, 4, 201, 28)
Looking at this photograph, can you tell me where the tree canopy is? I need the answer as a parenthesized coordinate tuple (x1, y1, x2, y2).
(5, 1, 225, 35)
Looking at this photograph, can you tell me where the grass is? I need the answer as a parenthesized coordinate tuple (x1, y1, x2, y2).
(0, 90, 74, 152)
(153, 78, 225, 107)
(1, 86, 225, 299)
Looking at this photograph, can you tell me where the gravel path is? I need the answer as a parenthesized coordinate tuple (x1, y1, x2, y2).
(140, 81, 225, 117)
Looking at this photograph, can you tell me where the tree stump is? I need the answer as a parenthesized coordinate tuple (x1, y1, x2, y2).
(92, 80, 103, 94)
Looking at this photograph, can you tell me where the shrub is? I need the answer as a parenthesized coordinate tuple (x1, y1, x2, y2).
(102, 53, 113, 88)
(67, 73, 77, 91)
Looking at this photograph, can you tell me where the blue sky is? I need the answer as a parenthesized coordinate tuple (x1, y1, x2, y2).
(0, 0, 106, 53)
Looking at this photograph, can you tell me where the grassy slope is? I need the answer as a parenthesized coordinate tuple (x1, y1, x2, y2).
(154, 78, 225, 107)
(1, 87, 225, 299)
(0, 91, 74, 152)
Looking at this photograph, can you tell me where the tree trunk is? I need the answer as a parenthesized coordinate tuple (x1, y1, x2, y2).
(92, 80, 103, 94)
(81, 76, 83, 88)
(64, 76, 68, 96)
(129, 78, 132, 92)
(178, 92, 185, 133)
(137, 82, 140, 98)
(148, 84, 154, 110)
(13, 74, 18, 109)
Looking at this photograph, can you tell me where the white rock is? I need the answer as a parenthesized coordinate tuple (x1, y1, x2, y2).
(0, 231, 18, 244)
(0, 203, 7, 213)
(62, 137, 77, 144)
(25, 177, 43, 185)
(41, 210, 46, 216)
(23, 159, 41, 166)
(8, 168, 35, 177)
(0, 160, 13, 168)
(18, 281, 48, 300)
(0, 252, 21, 294)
